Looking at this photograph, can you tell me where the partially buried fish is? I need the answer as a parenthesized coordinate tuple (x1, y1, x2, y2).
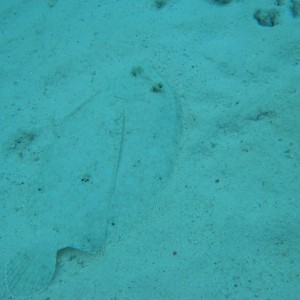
(4, 63, 182, 299)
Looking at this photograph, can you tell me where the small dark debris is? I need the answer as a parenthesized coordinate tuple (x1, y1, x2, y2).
(9, 131, 37, 158)
(254, 9, 280, 27)
(130, 66, 144, 77)
(151, 82, 163, 93)
(154, 0, 167, 9)
(291, 0, 300, 17)
(276, 0, 285, 6)
(250, 110, 277, 121)
(81, 175, 90, 183)
(212, 0, 232, 4)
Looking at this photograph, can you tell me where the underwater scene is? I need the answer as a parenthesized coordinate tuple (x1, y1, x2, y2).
(0, 0, 299, 299)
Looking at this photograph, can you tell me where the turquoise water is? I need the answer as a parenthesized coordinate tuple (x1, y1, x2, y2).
(0, 1, 299, 299)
